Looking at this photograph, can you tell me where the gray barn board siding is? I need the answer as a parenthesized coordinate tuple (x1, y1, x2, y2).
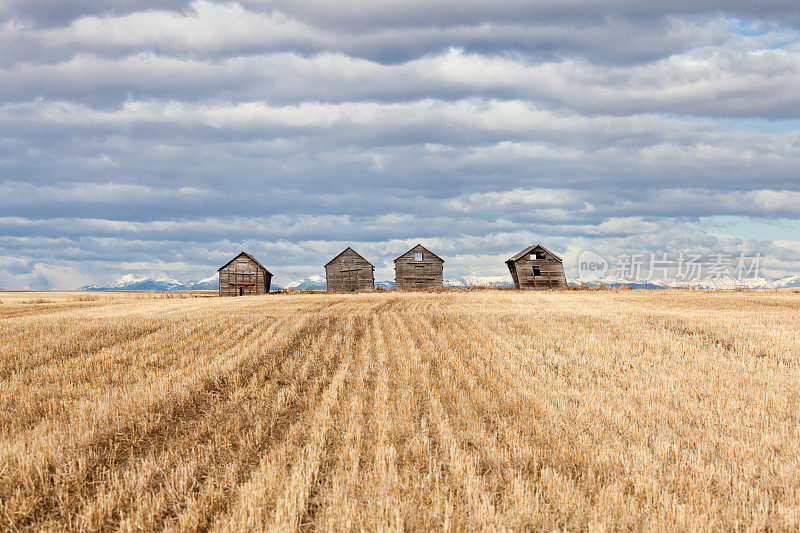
(394, 244, 444, 289)
(505, 244, 567, 290)
(218, 252, 272, 296)
(325, 247, 375, 292)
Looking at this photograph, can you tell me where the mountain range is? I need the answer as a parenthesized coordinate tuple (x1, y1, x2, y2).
(79, 273, 800, 292)
(80, 273, 223, 292)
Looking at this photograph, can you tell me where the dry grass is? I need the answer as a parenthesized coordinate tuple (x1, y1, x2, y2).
(1, 289, 799, 531)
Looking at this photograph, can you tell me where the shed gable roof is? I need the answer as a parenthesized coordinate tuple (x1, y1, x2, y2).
(324, 246, 374, 268)
(394, 244, 444, 263)
(217, 251, 273, 276)
(506, 244, 563, 263)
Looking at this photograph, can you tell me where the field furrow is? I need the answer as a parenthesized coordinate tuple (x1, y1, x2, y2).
(1, 290, 799, 531)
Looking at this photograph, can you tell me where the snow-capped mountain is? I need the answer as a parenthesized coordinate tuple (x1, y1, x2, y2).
(444, 275, 514, 288)
(278, 275, 514, 290)
(79, 272, 800, 292)
(283, 275, 327, 291)
(278, 277, 398, 290)
(80, 273, 221, 291)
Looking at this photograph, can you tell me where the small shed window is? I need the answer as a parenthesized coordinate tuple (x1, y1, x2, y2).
(533, 267, 541, 277)
(532, 251, 546, 260)
(414, 252, 423, 261)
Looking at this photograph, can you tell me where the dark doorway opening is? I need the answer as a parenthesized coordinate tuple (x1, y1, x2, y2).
(238, 287, 243, 296)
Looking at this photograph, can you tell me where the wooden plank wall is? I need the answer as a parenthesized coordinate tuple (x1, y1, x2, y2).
(219, 256, 271, 296)
(508, 251, 567, 290)
(325, 251, 374, 292)
(395, 247, 443, 289)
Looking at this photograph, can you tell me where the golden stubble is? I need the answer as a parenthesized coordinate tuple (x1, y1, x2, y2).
(0, 289, 798, 531)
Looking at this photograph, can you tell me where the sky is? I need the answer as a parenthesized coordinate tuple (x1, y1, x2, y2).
(1, 0, 799, 288)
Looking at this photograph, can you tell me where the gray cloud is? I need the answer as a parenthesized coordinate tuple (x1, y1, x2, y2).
(2, 40, 799, 116)
(257, 1, 800, 30)
(2, 100, 797, 206)
(1, 1, 799, 289)
(0, 0, 191, 27)
(7, 1, 800, 30)
(0, 2, 791, 67)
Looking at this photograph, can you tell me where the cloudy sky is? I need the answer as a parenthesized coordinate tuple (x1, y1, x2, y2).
(1, 0, 799, 288)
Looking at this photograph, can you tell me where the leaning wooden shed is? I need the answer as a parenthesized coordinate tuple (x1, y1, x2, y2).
(218, 252, 272, 296)
(506, 244, 567, 290)
(325, 247, 375, 292)
(395, 244, 444, 289)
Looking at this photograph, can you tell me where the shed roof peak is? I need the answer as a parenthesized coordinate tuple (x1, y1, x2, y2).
(325, 246, 374, 268)
(217, 251, 273, 275)
(394, 244, 444, 262)
(505, 244, 563, 263)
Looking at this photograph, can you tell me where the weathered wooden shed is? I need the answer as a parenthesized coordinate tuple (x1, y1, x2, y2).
(325, 247, 374, 292)
(394, 244, 444, 289)
(506, 244, 567, 290)
(218, 252, 272, 296)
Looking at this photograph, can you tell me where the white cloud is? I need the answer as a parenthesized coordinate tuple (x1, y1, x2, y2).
(0, 181, 212, 205)
(0, 1, 799, 288)
(744, 190, 800, 211)
(45, 1, 317, 52)
(3, 40, 800, 117)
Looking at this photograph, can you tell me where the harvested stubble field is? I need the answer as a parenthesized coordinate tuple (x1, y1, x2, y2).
(1, 290, 799, 531)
